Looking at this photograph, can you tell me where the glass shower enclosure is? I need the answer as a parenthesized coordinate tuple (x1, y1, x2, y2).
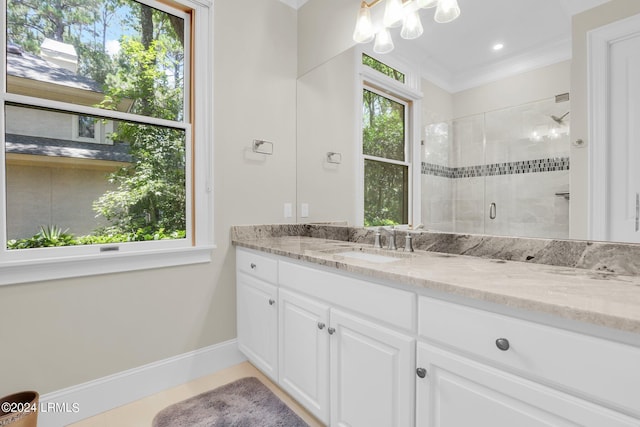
(422, 97, 571, 239)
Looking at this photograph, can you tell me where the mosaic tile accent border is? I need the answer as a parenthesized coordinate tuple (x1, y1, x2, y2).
(422, 157, 570, 179)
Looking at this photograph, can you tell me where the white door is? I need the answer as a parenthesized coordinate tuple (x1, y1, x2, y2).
(236, 272, 278, 381)
(608, 29, 640, 242)
(416, 342, 639, 427)
(330, 309, 414, 427)
(278, 289, 330, 424)
(589, 13, 640, 242)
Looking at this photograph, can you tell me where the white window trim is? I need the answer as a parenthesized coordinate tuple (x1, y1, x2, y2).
(355, 48, 422, 227)
(71, 115, 116, 145)
(0, 0, 215, 286)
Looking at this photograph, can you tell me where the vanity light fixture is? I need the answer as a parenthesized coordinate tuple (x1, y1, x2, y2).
(353, 0, 460, 54)
(492, 43, 504, 51)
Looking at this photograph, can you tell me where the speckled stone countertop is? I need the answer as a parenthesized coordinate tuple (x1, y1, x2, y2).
(231, 225, 640, 335)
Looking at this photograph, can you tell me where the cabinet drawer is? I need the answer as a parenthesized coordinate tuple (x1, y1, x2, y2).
(418, 296, 640, 416)
(237, 248, 278, 283)
(279, 260, 415, 332)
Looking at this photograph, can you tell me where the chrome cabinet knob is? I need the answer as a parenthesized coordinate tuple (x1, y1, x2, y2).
(416, 367, 427, 379)
(250, 263, 256, 269)
(327, 327, 336, 335)
(317, 322, 326, 330)
(495, 338, 510, 351)
(268, 299, 276, 306)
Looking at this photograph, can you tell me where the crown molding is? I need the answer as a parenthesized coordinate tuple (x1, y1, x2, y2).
(279, 0, 309, 9)
(448, 37, 572, 93)
(401, 37, 572, 94)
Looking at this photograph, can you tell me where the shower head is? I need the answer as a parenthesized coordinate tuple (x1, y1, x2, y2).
(551, 111, 569, 124)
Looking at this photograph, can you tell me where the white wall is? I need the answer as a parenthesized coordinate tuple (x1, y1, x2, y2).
(569, 0, 640, 240)
(296, 48, 357, 224)
(297, 0, 358, 77)
(452, 61, 570, 119)
(0, 0, 297, 397)
(6, 106, 76, 140)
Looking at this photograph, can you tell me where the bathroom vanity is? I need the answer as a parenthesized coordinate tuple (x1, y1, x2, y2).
(232, 225, 640, 427)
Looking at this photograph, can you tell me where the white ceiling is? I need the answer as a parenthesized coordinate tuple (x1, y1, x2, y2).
(391, 0, 611, 92)
(283, 0, 612, 93)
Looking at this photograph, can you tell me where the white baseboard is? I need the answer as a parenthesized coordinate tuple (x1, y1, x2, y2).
(37, 339, 246, 427)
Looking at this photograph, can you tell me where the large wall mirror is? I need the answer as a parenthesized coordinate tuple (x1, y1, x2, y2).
(296, 0, 640, 244)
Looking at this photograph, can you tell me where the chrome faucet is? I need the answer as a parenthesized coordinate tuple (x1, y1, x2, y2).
(379, 226, 397, 251)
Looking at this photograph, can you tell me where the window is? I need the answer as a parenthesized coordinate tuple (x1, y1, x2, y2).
(1, 0, 214, 284)
(72, 115, 114, 144)
(359, 51, 421, 228)
(362, 53, 405, 83)
(77, 116, 96, 140)
(362, 88, 409, 226)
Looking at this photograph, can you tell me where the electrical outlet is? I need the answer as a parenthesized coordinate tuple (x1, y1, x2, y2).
(301, 203, 309, 218)
(284, 203, 293, 218)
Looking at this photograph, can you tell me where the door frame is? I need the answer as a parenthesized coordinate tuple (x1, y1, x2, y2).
(588, 13, 640, 240)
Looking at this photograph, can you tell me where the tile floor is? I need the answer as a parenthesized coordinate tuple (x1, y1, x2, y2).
(68, 362, 325, 427)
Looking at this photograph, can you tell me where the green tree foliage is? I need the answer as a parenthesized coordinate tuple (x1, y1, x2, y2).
(93, 3, 186, 235)
(362, 90, 408, 226)
(362, 54, 405, 83)
(6, 0, 186, 247)
(75, 0, 122, 85)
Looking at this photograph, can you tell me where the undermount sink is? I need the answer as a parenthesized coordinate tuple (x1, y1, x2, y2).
(318, 247, 413, 264)
(334, 251, 400, 263)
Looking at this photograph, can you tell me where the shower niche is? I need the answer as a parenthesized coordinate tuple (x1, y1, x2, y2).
(422, 97, 571, 239)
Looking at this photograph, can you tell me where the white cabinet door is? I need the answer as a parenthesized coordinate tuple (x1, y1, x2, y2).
(416, 342, 639, 427)
(236, 272, 278, 381)
(278, 289, 331, 424)
(330, 309, 415, 427)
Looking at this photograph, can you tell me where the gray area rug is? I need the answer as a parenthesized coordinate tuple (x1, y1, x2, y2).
(152, 377, 309, 427)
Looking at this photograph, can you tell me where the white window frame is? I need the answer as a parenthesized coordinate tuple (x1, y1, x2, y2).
(356, 48, 422, 227)
(0, 0, 215, 285)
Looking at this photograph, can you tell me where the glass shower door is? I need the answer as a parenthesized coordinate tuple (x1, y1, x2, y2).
(451, 114, 485, 234)
(483, 98, 571, 239)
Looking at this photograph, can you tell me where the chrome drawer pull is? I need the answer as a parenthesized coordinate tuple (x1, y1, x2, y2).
(268, 299, 275, 306)
(495, 338, 510, 351)
(327, 327, 336, 335)
(317, 322, 326, 330)
(250, 263, 256, 269)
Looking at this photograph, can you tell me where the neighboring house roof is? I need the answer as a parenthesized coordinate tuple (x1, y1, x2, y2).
(5, 133, 132, 163)
(5, 44, 135, 165)
(7, 48, 102, 93)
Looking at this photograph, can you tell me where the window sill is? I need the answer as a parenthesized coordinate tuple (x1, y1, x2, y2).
(0, 245, 215, 286)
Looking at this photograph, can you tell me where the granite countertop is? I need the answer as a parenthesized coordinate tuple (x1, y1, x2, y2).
(232, 234, 640, 335)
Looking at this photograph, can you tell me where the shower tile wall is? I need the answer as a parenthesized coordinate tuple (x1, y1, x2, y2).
(422, 122, 454, 231)
(422, 98, 571, 239)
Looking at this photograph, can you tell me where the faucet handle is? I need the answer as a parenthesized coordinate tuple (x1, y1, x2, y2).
(373, 229, 382, 248)
(404, 234, 414, 252)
